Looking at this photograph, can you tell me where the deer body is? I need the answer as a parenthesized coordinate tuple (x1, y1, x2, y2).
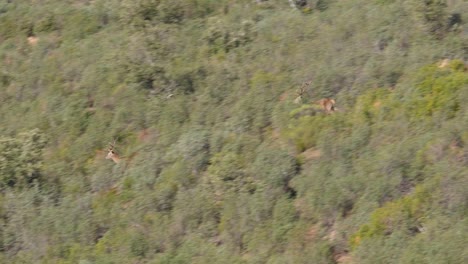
(27, 36, 39, 46)
(317, 98, 336, 114)
(438, 59, 450, 68)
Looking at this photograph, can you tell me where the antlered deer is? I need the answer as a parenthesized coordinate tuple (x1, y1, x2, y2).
(106, 140, 121, 164)
(294, 81, 311, 104)
(105, 139, 138, 168)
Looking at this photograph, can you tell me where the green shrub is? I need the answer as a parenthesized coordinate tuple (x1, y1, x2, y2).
(207, 152, 249, 193)
(406, 63, 467, 119)
(409, 0, 448, 38)
(130, 233, 149, 257)
(350, 184, 433, 248)
(284, 113, 349, 152)
(0, 129, 47, 190)
(62, 9, 102, 40)
(272, 197, 297, 243)
(284, 115, 327, 151)
(252, 144, 297, 188)
(34, 13, 59, 33)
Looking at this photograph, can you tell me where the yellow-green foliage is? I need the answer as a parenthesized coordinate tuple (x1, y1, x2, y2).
(350, 184, 434, 248)
(407, 61, 467, 119)
(284, 108, 350, 152)
(352, 88, 394, 124)
(288, 104, 320, 118)
(284, 115, 328, 152)
(0, 129, 47, 189)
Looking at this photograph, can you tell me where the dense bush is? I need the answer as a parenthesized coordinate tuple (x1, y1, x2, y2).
(0, 0, 466, 263)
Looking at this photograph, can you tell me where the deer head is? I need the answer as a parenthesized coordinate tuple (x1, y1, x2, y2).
(106, 140, 121, 164)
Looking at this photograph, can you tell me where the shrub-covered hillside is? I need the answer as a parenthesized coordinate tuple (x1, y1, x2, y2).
(0, 0, 467, 263)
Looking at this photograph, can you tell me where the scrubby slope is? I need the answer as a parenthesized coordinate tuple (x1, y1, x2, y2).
(0, 0, 466, 263)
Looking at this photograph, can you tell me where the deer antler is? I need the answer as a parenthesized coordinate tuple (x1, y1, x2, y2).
(299, 80, 312, 92)
(297, 86, 305, 96)
(294, 81, 312, 104)
(107, 138, 116, 151)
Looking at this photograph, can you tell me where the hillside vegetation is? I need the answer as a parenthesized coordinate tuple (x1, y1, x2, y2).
(0, 0, 467, 263)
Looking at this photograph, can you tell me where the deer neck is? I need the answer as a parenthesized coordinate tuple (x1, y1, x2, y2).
(111, 155, 121, 164)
